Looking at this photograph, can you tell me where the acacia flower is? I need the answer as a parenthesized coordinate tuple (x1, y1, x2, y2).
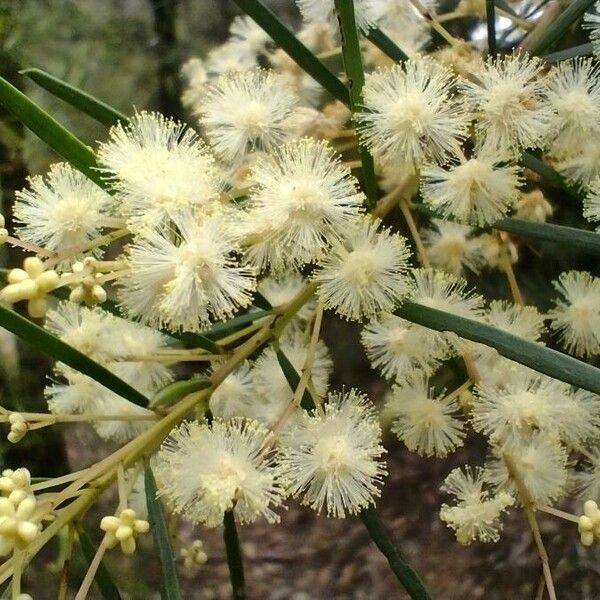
(97, 111, 221, 228)
(119, 213, 256, 332)
(312, 217, 412, 321)
(440, 466, 514, 544)
(548, 270, 600, 357)
(460, 53, 554, 158)
(421, 152, 522, 226)
(358, 58, 468, 167)
(386, 375, 465, 457)
(13, 163, 114, 267)
(199, 69, 299, 162)
(242, 138, 365, 271)
(296, 0, 381, 32)
(280, 389, 387, 518)
(154, 418, 286, 527)
(361, 313, 448, 380)
(422, 220, 482, 275)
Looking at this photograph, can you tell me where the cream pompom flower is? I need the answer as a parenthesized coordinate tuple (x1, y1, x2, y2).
(97, 112, 221, 228)
(296, 0, 381, 32)
(209, 362, 256, 420)
(421, 152, 522, 226)
(358, 58, 468, 167)
(154, 418, 286, 527)
(422, 220, 482, 275)
(242, 139, 365, 272)
(119, 213, 256, 332)
(386, 375, 465, 457)
(280, 389, 387, 518)
(484, 434, 568, 505)
(546, 58, 600, 157)
(584, 2, 600, 57)
(361, 313, 449, 380)
(583, 177, 600, 228)
(312, 217, 412, 321)
(13, 163, 114, 267)
(548, 270, 600, 357)
(199, 69, 299, 162)
(440, 466, 514, 544)
(460, 53, 554, 158)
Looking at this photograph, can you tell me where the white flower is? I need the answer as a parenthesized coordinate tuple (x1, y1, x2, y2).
(199, 70, 299, 162)
(422, 220, 482, 274)
(555, 140, 600, 188)
(421, 152, 522, 226)
(229, 15, 271, 55)
(296, 0, 382, 32)
(205, 42, 259, 79)
(358, 58, 468, 167)
(154, 418, 286, 527)
(546, 58, 600, 157)
(258, 272, 315, 327)
(574, 448, 600, 501)
(313, 217, 412, 321)
(181, 58, 208, 109)
(440, 466, 514, 544)
(242, 138, 365, 271)
(280, 389, 387, 518)
(548, 270, 600, 357)
(13, 163, 114, 267)
(361, 313, 448, 380)
(484, 434, 568, 505)
(386, 375, 465, 457)
(460, 53, 554, 158)
(97, 112, 221, 228)
(119, 213, 256, 332)
(472, 371, 573, 444)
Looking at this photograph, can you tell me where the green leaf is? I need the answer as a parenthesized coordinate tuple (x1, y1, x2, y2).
(149, 377, 211, 409)
(486, 0, 497, 56)
(230, 0, 350, 106)
(364, 27, 408, 62)
(494, 0, 519, 18)
(397, 301, 600, 394)
(543, 42, 594, 62)
(21, 68, 129, 127)
(0, 304, 149, 407)
(144, 467, 182, 600)
(526, 0, 596, 56)
(335, 0, 378, 205)
(275, 349, 316, 411)
(79, 528, 123, 600)
(521, 151, 580, 199)
(0, 75, 104, 187)
(493, 217, 600, 255)
(202, 308, 272, 340)
(252, 291, 272, 311)
(360, 506, 432, 600)
(223, 510, 246, 600)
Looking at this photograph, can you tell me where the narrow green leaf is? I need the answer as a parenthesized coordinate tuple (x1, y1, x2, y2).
(335, 0, 378, 205)
(494, 0, 519, 18)
(486, 0, 497, 56)
(521, 151, 580, 199)
(0, 304, 149, 407)
(543, 42, 594, 62)
(360, 506, 432, 600)
(275, 349, 316, 411)
(144, 467, 182, 600)
(0, 75, 104, 187)
(223, 510, 246, 600)
(168, 330, 223, 353)
(252, 291, 273, 311)
(397, 301, 600, 394)
(202, 308, 272, 340)
(79, 528, 123, 600)
(21, 68, 129, 127)
(149, 377, 211, 409)
(493, 217, 600, 254)
(526, 0, 596, 56)
(364, 27, 409, 62)
(230, 0, 350, 106)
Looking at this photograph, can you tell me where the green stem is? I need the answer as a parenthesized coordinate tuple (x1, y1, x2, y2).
(334, 0, 378, 206)
(360, 506, 432, 600)
(223, 510, 245, 600)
